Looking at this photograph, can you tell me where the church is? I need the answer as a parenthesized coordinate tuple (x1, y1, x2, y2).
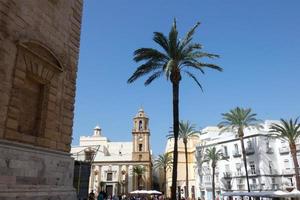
(71, 109, 152, 196)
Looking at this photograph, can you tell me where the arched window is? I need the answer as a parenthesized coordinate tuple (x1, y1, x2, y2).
(139, 120, 143, 130)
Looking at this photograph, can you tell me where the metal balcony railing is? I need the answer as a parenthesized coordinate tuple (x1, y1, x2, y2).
(223, 154, 230, 159)
(246, 147, 255, 155)
(235, 171, 244, 176)
(248, 169, 260, 176)
(232, 151, 241, 157)
(269, 170, 276, 175)
(223, 172, 232, 179)
(237, 184, 245, 190)
(279, 146, 289, 154)
(250, 184, 259, 190)
(282, 168, 294, 175)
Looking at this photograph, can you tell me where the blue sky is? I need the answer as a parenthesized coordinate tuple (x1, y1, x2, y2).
(73, 0, 300, 155)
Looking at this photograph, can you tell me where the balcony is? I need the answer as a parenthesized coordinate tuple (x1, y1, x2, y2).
(237, 184, 245, 190)
(250, 184, 259, 190)
(246, 147, 255, 155)
(248, 169, 260, 176)
(223, 172, 232, 179)
(204, 181, 212, 186)
(282, 168, 294, 175)
(223, 154, 230, 159)
(279, 146, 289, 154)
(232, 151, 241, 157)
(272, 184, 279, 190)
(269, 169, 279, 175)
(235, 171, 244, 176)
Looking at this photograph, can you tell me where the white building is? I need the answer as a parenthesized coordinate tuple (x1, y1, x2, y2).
(195, 120, 300, 200)
(71, 109, 152, 196)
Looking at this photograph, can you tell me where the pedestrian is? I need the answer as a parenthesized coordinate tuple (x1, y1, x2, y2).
(89, 190, 95, 200)
(98, 191, 104, 200)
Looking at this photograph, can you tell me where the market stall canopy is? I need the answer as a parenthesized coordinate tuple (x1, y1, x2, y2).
(130, 190, 162, 195)
(286, 189, 300, 197)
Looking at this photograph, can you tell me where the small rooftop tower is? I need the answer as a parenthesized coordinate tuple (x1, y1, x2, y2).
(93, 125, 101, 136)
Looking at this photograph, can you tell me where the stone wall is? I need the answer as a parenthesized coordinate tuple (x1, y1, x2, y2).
(0, 0, 82, 152)
(0, 0, 83, 199)
(0, 140, 76, 200)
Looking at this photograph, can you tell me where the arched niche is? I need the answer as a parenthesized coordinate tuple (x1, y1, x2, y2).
(5, 40, 65, 149)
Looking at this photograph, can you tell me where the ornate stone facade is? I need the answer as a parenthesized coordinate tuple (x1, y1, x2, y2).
(0, 0, 83, 199)
(71, 109, 153, 197)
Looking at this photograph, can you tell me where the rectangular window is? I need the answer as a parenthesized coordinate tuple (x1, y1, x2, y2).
(234, 144, 239, 153)
(269, 161, 273, 174)
(250, 161, 256, 175)
(225, 164, 230, 172)
(107, 172, 113, 181)
(271, 178, 275, 184)
(247, 140, 252, 148)
(238, 178, 243, 184)
(139, 144, 143, 151)
(284, 159, 290, 169)
(191, 186, 195, 199)
(223, 146, 228, 156)
(236, 163, 242, 175)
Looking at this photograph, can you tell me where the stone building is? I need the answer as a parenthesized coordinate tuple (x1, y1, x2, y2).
(71, 109, 153, 196)
(164, 135, 200, 199)
(0, 0, 83, 199)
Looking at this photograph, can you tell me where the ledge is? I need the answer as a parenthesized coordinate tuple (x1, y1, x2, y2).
(0, 139, 71, 157)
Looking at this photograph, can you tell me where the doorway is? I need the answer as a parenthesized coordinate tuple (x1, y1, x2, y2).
(106, 185, 113, 196)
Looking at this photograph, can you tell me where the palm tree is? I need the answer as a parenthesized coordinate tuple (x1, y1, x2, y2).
(133, 165, 146, 190)
(154, 153, 173, 195)
(269, 118, 300, 190)
(202, 146, 228, 200)
(127, 19, 222, 200)
(168, 121, 199, 198)
(99, 181, 105, 192)
(218, 107, 261, 192)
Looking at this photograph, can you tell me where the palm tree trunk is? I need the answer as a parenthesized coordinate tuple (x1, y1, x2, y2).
(184, 141, 189, 199)
(138, 175, 141, 190)
(171, 82, 179, 200)
(164, 167, 167, 196)
(212, 165, 215, 200)
(240, 137, 250, 192)
(290, 143, 300, 190)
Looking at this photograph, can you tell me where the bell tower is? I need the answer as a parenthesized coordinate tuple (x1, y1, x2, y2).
(132, 108, 151, 161)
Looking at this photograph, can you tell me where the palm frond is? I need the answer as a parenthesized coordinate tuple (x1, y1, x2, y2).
(269, 118, 300, 144)
(168, 18, 179, 59)
(127, 61, 163, 83)
(179, 22, 201, 50)
(128, 19, 221, 92)
(144, 71, 163, 86)
(218, 107, 261, 137)
(184, 71, 203, 91)
(134, 48, 169, 62)
(153, 32, 169, 53)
